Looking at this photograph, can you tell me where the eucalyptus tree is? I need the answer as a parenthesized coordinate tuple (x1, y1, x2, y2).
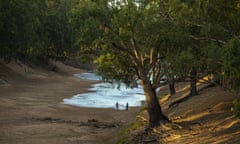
(178, 0, 240, 92)
(205, 0, 240, 92)
(165, 0, 237, 96)
(43, 0, 76, 59)
(204, 0, 240, 92)
(94, 0, 174, 127)
(0, 0, 79, 61)
(167, 0, 211, 96)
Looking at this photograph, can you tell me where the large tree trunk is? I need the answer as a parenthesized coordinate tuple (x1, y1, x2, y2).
(190, 67, 198, 96)
(141, 80, 168, 128)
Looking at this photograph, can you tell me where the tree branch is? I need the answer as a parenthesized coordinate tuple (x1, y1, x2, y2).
(131, 38, 144, 65)
(112, 43, 133, 56)
(189, 35, 227, 45)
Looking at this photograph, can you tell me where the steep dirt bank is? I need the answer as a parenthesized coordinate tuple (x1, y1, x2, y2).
(0, 60, 140, 144)
(129, 83, 240, 144)
(160, 84, 240, 144)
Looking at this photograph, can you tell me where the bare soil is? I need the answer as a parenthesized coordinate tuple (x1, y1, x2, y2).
(129, 83, 240, 144)
(0, 60, 139, 144)
(159, 83, 240, 144)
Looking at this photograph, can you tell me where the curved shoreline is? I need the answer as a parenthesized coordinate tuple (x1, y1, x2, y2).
(64, 72, 145, 110)
(0, 62, 140, 144)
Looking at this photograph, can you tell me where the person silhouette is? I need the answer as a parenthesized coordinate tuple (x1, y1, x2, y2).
(126, 102, 129, 110)
(115, 102, 119, 111)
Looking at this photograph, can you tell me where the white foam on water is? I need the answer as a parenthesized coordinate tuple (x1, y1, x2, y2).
(64, 73, 146, 110)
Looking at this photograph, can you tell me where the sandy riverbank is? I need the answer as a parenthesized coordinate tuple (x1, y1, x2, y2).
(0, 60, 140, 144)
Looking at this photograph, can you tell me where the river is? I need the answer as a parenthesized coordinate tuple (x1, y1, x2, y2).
(63, 72, 145, 110)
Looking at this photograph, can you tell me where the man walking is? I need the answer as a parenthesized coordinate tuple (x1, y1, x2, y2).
(115, 102, 119, 111)
(126, 102, 129, 110)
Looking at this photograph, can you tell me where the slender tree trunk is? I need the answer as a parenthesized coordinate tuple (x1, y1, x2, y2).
(141, 80, 168, 128)
(169, 82, 176, 96)
(167, 73, 176, 96)
(190, 67, 198, 96)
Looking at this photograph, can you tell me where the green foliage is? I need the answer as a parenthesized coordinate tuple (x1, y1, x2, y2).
(224, 38, 240, 92)
(0, 0, 47, 60)
(43, 0, 75, 59)
(167, 0, 240, 91)
(233, 99, 240, 118)
(0, 0, 107, 61)
(95, 52, 137, 87)
(95, 0, 180, 86)
(70, 0, 108, 61)
(171, 48, 195, 78)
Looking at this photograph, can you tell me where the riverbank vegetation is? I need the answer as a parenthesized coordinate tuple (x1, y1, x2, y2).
(1, 0, 240, 132)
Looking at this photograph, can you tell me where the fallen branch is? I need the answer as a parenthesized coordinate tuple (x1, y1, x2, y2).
(31, 117, 120, 129)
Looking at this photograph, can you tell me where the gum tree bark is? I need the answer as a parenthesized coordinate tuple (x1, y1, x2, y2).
(110, 39, 168, 127)
(141, 79, 166, 127)
(137, 63, 168, 127)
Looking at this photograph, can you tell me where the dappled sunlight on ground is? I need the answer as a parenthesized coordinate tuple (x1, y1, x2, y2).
(158, 84, 240, 144)
(172, 111, 210, 122)
(105, 82, 240, 144)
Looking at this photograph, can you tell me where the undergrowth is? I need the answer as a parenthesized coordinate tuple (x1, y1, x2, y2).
(116, 93, 168, 144)
(117, 107, 148, 144)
